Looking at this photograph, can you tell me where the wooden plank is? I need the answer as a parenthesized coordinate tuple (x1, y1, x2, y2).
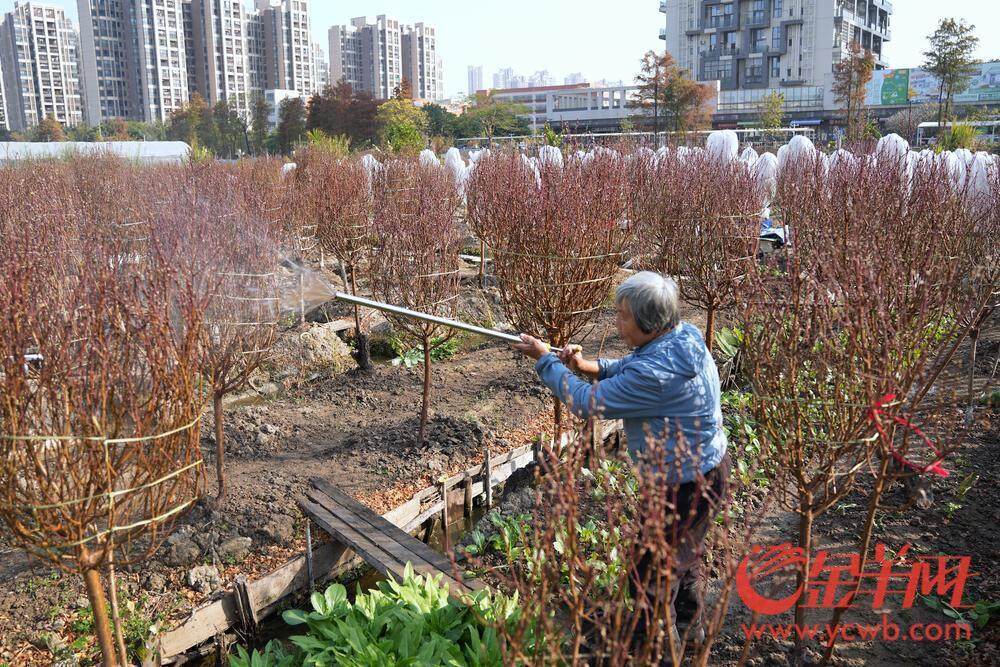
(301, 493, 470, 594)
(309, 480, 482, 592)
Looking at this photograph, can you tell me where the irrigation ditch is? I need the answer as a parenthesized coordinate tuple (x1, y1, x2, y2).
(157, 423, 620, 663)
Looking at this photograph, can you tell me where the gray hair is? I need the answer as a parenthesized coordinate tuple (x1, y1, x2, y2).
(615, 272, 680, 334)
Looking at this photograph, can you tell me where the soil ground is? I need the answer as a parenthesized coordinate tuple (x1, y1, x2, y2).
(0, 265, 994, 666)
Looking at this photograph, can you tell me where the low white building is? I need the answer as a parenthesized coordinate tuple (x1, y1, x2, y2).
(485, 83, 644, 133)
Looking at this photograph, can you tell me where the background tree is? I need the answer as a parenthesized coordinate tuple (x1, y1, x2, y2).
(922, 18, 980, 127)
(832, 41, 875, 142)
(276, 96, 308, 154)
(393, 76, 414, 100)
(629, 50, 713, 134)
(249, 92, 272, 155)
(33, 115, 66, 141)
(757, 91, 785, 130)
(308, 80, 379, 148)
(423, 103, 458, 137)
(377, 98, 428, 153)
(462, 92, 530, 140)
(883, 102, 937, 143)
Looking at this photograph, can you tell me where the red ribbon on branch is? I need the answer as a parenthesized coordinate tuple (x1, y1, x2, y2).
(868, 394, 949, 478)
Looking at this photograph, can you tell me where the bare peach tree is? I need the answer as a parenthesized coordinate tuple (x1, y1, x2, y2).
(738, 149, 980, 663)
(632, 149, 763, 350)
(369, 158, 462, 445)
(301, 150, 376, 370)
(0, 175, 206, 666)
(465, 148, 631, 431)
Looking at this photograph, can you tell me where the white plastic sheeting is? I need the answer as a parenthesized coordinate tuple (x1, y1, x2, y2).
(538, 145, 564, 168)
(755, 152, 779, 200)
(0, 141, 191, 164)
(419, 149, 440, 168)
(706, 130, 739, 162)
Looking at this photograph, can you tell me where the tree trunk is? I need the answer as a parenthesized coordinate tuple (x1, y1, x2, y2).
(792, 497, 813, 665)
(553, 396, 563, 447)
(705, 304, 717, 353)
(966, 321, 980, 424)
(348, 265, 372, 371)
(83, 568, 116, 667)
(214, 391, 226, 500)
(820, 454, 891, 665)
(107, 561, 128, 666)
(479, 239, 486, 289)
(419, 337, 432, 446)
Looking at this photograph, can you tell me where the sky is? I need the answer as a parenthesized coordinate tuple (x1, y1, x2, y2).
(7, 1, 998, 99)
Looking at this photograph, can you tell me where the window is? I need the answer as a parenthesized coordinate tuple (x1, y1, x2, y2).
(709, 33, 719, 49)
(726, 31, 738, 52)
(751, 28, 767, 52)
(770, 56, 781, 77)
(746, 60, 763, 79)
(772, 26, 782, 49)
(773, 0, 783, 17)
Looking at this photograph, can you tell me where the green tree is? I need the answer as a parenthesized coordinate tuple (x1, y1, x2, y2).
(376, 98, 428, 153)
(832, 41, 875, 142)
(167, 93, 209, 147)
(922, 18, 980, 127)
(758, 91, 785, 129)
(34, 115, 66, 142)
(629, 50, 713, 134)
(67, 123, 99, 141)
(462, 92, 529, 140)
(249, 92, 272, 155)
(423, 103, 457, 137)
(276, 96, 307, 154)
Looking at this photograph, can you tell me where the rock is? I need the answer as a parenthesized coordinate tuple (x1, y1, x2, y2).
(74, 596, 89, 610)
(258, 382, 280, 396)
(187, 565, 221, 593)
(165, 528, 203, 565)
(260, 514, 296, 545)
(426, 458, 444, 472)
(142, 572, 167, 592)
(51, 618, 66, 630)
(218, 536, 252, 563)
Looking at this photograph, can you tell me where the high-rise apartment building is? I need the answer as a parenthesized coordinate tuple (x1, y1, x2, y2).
(254, 0, 314, 96)
(77, 0, 189, 125)
(330, 16, 440, 101)
(77, 0, 313, 126)
(189, 0, 252, 115)
(467, 66, 482, 96)
(659, 0, 891, 111)
(493, 67, 514, 89)
(564, 72, 585, 85)
(312, 43, 328, 92)
(1, 2, 83, 131)
(401, 22, 442, 100)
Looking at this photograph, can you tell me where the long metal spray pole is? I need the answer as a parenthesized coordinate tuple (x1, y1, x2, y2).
(332, 292, 568, 353)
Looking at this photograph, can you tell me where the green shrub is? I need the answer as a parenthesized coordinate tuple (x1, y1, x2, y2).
(231, 565, 525, 667)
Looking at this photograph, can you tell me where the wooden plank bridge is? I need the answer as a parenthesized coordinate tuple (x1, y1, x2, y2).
(299, 478, 485, 596)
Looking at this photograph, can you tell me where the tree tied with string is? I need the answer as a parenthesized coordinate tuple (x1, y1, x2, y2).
(466, 149, 631, 431)
(738, 148, 981, 663)
(300, 149, 375, 370)
(0, 170, 206, 666)
(631, 149, 763, 351)
(369, 158, 462, 445)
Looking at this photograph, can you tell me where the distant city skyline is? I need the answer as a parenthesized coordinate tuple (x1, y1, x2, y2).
(3, 0, 997, 100)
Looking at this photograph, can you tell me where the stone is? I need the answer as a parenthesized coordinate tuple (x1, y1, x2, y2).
(260, 514, 296, 545)
(142, 572, 167, 593)
(258, 382, 280, 396)
(165, 533, 202, 566)
(218, 536, 252, 563)
(187, 565, 222, 594)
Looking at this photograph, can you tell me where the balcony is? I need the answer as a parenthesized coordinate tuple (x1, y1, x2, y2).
(659, 0, 667, 13)
(659, 27, 666, 40)
(700, 14, 737, 29)
(704, 44, 741, 58)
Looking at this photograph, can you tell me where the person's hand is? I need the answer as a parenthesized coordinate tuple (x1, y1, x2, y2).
(558, 344, 585, 372)
(511, 333, 549, 360)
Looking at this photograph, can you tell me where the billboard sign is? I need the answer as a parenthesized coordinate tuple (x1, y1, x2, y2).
(865, 62, 1000, 106)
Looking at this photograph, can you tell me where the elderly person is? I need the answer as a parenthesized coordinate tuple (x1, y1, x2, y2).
(513, 271, 731, 644)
